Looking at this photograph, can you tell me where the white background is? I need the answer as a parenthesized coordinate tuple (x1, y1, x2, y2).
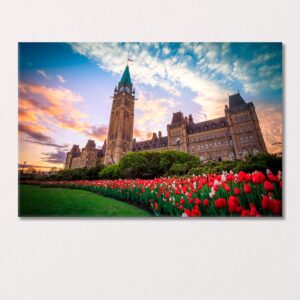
(0, 0, 299, 299)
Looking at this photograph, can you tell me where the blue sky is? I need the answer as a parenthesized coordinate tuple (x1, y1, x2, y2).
(18, 42, 282, 169)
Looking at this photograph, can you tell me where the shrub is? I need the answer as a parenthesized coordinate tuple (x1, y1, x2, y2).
(54, 164, 105, 181)
(187, 153, 282, 176)
(159, 151, 199, 175)
(116, 150, 200, 179)
(99, 164, 120, 179)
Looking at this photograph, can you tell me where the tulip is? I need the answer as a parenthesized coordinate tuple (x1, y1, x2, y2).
(264, 180, 275, 192)
(244, 183, 251, 194)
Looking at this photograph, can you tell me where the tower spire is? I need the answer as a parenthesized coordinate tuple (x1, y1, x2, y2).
(120, 65, 132, 86)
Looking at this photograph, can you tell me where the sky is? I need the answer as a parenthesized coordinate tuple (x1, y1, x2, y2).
(18, 42, 283, 170)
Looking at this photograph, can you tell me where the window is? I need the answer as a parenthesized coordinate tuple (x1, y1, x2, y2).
(253, 147, 259, 155)
(240, 137, 244, 143)
(242, 148, 248, 158)
(229, 139, 233, 146)
(206, 144, 209, 150)
(198, 145, 201, 151)
(229, 152, 235, 160)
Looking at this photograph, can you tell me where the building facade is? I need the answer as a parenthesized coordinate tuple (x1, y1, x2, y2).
(65, 140, 106, 170)
(65, 65, 267, 169)
(104, 65, 135, 165)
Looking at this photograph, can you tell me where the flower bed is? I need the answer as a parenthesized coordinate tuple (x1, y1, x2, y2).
(31, 169, 283, 217)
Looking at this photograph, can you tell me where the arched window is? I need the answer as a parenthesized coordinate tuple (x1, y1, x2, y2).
(253, 147, 259, 155)
(242, 148, 248, 158)
(229, 152, 235, 160)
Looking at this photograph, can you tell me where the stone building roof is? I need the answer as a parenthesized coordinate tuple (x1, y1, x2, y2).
(187, 117, 228, 134)
(132, 135, 168, 151)
(120, 65, 132, 86)
(85, 140, 96, 149)
(228, 92, 246, 108)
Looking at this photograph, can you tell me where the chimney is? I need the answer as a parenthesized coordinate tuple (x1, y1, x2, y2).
(158, 131, 162, 138)
(189, 114, 194, 123)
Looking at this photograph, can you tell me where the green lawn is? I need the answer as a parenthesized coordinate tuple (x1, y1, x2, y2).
(19, 185, 151, 217)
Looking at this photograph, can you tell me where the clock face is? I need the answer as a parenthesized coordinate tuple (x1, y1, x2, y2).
(125, 87, 131, 94)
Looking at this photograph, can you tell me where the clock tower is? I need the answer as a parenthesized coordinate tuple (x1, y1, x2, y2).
(104, 65, 135, 165)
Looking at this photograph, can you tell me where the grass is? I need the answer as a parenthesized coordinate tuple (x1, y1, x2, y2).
(19, 185, 151, 217)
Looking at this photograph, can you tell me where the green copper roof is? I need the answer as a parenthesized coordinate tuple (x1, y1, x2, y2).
(120, 65, 132, 86)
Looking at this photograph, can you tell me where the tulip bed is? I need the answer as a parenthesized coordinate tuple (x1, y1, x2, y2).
(37, 169, 282, 217)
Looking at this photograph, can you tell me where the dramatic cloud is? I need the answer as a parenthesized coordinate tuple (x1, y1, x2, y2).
(133, 128, 152, 141)
(19, 123, 51, 142)
(135, 90, 180, 134)
(57, 74, 66, 83)
(37, 69, 51, 80)
(69, 43, 229, 106)
(86, 125, 108, 141)
(42, 150, 67, 164)
(19, 83, 105, 142)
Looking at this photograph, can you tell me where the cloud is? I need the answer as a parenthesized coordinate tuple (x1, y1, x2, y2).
(42, 150, 67, 164)
(69, 43, 228, 101)
(25, 139, 69, 149)
(37, 69, 51, 80)
(19, 123, 51, 142)
(57, 74, 66, 83)
(135, 90, 181, 135)
(133, 128, 152, 141)
(19, 83, 105, 141)
(86, 125, 108, 141)
(19, 123, 69, 150)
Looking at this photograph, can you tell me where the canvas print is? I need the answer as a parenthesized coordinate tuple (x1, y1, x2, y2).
(18, 42, 283, 217)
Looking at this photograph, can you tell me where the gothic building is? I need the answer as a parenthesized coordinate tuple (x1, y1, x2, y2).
(104, 65, 135, 165)
(65, 64, 267, 169)
(65, 140, 106, 170)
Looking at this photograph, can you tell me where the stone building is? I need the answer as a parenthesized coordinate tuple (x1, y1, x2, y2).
(104, 65, 135, 165)
(133, 92, 267, 161)
(65, 140, 106, 170)
(65, 64, 267, 169)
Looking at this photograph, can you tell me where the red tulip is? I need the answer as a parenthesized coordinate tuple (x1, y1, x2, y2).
(214, 198, 227, 209)
(234, 187, 241, 195)
(252, 171, 266, 184)
(195, 198, 201, 205)
(244, 183, 252, 194)
(203, 199, 209, 206)
(264, 180, 275, 192)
